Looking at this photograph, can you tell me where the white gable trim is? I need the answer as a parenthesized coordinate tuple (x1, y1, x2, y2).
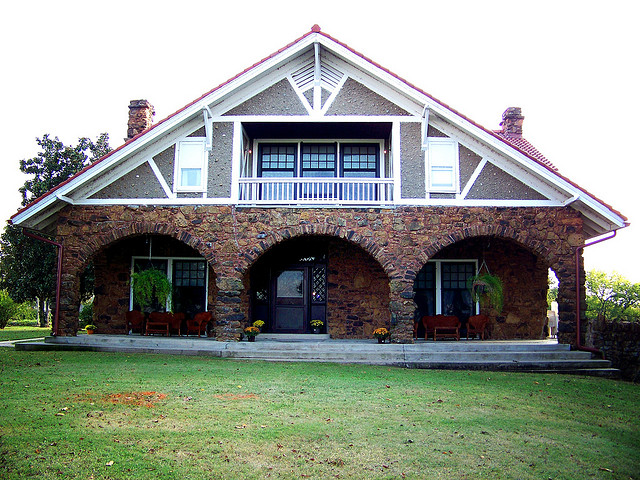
(459, 157, 488, 200)
(147, 158, 175, 199)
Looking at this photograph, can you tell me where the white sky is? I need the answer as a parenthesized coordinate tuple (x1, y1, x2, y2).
(1, 0, 638, 280)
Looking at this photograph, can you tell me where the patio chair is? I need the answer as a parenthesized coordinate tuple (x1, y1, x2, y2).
(466, 314, 489, 340)
(186, 311, 212, 336)
(125, 310, 145, 334)
(421, 315, 437, 340)
(433, 315, 460, 341)
(146, 311, 171, 336)
(170, 312, 185, 336)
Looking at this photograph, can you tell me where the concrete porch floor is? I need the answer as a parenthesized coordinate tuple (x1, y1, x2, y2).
(13, 333, 618, 377)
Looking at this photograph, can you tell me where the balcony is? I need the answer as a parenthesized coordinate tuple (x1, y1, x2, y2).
(237, 177, 394, 206)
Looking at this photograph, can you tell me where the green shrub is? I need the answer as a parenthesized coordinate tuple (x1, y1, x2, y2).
(79, 301, 94, 329)
(0, 290, 18, 329)
(7, 302, 38, 327)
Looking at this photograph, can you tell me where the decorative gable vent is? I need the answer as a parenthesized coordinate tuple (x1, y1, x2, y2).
(320, 63, 343, 90)
(291, 58, 315, 91)
(290, 55, 344, 93)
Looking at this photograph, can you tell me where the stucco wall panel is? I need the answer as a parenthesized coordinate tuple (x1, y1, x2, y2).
(90, 162, 167, 199)
(467, 162, 547, 200)
(224, 79, 307, 116)
(459, 145, 482, 189)
(400, 122, 425, 198)
(326, 78, 411, 116)
(208, 122, 234, 197)
(153, 145, 175, 191)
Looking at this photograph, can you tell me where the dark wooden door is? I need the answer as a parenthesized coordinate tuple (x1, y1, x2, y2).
(272, 269, 307, 333)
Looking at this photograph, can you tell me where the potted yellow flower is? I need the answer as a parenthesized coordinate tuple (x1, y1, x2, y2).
(252, 320, 265, 331)
(310, 319, 323, 334)
(244, 326, 260, 342)
(373, 327, 389, 343)
(85, 324, 97, 335)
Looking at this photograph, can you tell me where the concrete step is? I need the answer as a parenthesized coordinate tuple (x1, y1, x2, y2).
(14, 335, 618, 378)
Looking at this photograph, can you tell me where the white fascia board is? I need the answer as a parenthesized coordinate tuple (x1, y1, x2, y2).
(215, 115, 413, 123)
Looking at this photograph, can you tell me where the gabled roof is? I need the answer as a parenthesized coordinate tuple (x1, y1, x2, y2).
(10, 25, 628, 238)
(494, 132, 557, 171)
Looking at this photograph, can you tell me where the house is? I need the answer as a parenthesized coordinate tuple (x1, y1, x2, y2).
(10, 25, 627, 344)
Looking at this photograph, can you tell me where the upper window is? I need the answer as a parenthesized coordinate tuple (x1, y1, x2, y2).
(258, 144, 297, 177)
(176, 139, 206, 191)
(257, 141, 380, 179)
(427, 138, 459, 193)
(301, 143, 336, 177)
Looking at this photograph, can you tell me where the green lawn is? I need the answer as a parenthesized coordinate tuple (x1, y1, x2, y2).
(0, 326, 50, 342)
(0, 350, 638, 479)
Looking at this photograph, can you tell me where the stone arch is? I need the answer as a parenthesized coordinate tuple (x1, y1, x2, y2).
(69, 222, 215, 275)
(410, 224, 558, 279)
(58, 222, 218, 336)
(236, 224, 398, 279)
(239, 231, 400, 340)
(410, 230, 569, 340)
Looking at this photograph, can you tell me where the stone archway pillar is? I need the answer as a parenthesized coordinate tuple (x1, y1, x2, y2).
(555, 251, 581, 348)
(214, 274, 246, 341)
(389, 279, 416, 344)
(58, 249, 82, 336)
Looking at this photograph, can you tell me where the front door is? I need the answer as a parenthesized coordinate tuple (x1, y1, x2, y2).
(272, 269, 307, 333)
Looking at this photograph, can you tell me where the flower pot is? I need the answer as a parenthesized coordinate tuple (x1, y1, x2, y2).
(312, 327, 321, 334)
(86, 329, 95, 335)
(377, 337, 385, 344)
(248, 336, 256, 342)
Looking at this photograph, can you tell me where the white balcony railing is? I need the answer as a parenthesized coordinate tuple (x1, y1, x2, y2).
(238, 177, 394, 205)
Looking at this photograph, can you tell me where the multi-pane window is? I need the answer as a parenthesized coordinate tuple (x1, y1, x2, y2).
(257, 142, 380, 179)
(259, 144, 296, 177)
(173, 260, 206, 287)
(341, 144, 378, 177)
(301, 143, 336, 177)
(441, 263, 475, 289)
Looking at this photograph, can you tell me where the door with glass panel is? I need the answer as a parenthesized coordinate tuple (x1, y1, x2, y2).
(272, 269, 307, 333)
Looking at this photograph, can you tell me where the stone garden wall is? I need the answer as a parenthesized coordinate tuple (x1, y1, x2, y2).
(586, 318, 640, 381)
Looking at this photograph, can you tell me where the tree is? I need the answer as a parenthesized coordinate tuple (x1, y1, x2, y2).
(0, 133, 111, 327)
(19, 133, 111, 205)
(585, 270, 640, 322)
(0, 225, 57, 327)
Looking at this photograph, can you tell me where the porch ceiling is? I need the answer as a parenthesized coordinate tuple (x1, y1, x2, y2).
(242, 121, 392, 139)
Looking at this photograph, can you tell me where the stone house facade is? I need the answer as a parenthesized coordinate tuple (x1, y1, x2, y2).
(11, 26, 627, 345)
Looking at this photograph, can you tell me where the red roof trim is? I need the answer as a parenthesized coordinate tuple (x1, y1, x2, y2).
(11, 26, 627, 225)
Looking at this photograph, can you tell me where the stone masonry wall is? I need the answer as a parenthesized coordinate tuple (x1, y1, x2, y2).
(327, 240, 390, 338)
(55, 205, 584, 343)
(586, 318, 640, 381)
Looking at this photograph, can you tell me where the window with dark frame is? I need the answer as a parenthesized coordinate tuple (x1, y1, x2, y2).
(301, 143, 337, 177)
(258, 144, 297, 177)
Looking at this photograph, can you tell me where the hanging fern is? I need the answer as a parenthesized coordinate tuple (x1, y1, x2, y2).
(131, 268, 172, 311)
(467, 273, 503, 313)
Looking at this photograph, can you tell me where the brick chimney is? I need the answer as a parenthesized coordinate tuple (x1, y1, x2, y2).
(500, 107, 524, 137)
(127, 99, 155, 140)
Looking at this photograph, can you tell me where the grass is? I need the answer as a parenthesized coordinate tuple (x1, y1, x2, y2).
(0, 350, 638, 480)
(0, 326, 50, 342)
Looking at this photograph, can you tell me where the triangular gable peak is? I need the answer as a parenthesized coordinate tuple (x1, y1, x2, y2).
(10, 26, 627, 239)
